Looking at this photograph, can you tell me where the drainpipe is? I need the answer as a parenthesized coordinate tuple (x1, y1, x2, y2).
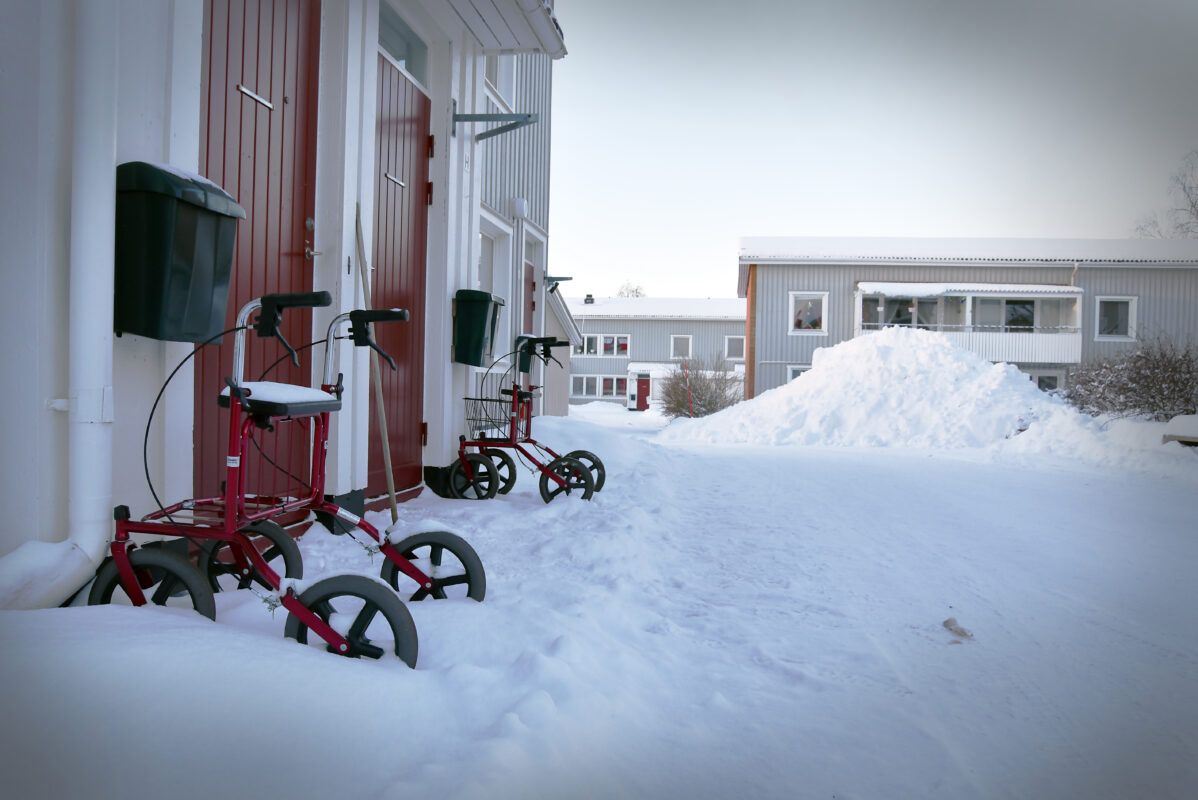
(2, 0, 118, 609)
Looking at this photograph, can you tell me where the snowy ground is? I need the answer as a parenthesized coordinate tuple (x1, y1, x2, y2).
(2, 330, 1196, 799)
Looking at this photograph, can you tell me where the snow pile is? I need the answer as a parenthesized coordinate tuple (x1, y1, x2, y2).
(659, 327, 1058, 448)
(657, 326, 1198, 479)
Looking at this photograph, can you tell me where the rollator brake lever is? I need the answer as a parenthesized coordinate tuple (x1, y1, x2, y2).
(275, 329, 300, 367)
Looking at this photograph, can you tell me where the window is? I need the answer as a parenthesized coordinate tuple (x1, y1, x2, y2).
(788, 365, 810, 381)
(572, 375, 626, 398)
(484, 55, 515, 106)
(601, 334, 630, 356)
(573, 335, 599, 356)
(1096, 297, 1136, 340)
(671, 335, 692, 359)
(789, 292, 828, 334)
(725, 335, 745, 360)
(379, 4, 428, 86)
(1005, 299, 1035, 333)
(1037, 375, 1059, 391)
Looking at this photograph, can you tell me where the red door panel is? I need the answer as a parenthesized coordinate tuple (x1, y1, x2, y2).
(196, 0, 321, 499)
(368, 54, 431, 497)
(523, 262, 535, 334)
(636, 378, 650, 411)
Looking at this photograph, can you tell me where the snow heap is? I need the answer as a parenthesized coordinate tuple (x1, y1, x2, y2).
(657, 327, 1198, 479)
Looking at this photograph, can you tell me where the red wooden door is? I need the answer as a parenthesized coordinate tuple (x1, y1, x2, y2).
(523, 262, 536, 334)
(636, 378, 650, 411)
(368, 54, 431, 497)
(196, 0, 321, 499)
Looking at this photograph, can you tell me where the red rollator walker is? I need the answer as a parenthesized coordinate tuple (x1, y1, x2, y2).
(87, 292, 485, 667)
(450, 335, 606, 502)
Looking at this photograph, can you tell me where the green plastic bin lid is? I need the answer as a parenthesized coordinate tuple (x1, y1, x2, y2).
(455, 289, 505, 306)
(117, 161, 247, 219)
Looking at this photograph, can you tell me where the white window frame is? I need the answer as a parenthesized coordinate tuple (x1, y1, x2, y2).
(601, 334, 630, 357)
(484, 54, 516, 109)
(787, 364, 811, 381)
(1094, 296, 1137, 341)
(788, 291, 829, 336)
(571, 374, 627, 398)
(725, 335, 745, 361)
(572, 334, 600, 357)
(670, 334, 692, 360)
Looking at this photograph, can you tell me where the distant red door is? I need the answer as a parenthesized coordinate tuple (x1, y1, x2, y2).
(636, 378, 651, 411)
(368, 54, 431, 497)
(523, 262, 536, 334)
(195, 0, 321, 499)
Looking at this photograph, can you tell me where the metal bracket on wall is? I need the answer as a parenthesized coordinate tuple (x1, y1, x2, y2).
(451, 99, 538, 141)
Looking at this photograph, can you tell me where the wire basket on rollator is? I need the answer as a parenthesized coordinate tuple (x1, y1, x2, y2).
(463, 395, 527, 440)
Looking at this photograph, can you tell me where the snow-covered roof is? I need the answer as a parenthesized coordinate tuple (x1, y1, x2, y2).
(566, 296, 745, 320)
(739, 237, 1198, 265)
(856, 281, 1084, 297)
(737, 237, 1198, 297)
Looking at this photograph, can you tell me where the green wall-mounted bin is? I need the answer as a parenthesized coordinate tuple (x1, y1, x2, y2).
(113, 161, 246, 343)
(453, 289, 505, 366)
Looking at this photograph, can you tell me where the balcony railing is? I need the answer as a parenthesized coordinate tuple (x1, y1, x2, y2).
(858, 323, 1082, 364)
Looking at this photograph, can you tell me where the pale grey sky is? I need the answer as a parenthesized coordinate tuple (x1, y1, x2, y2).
(547, 0, 1198, 298)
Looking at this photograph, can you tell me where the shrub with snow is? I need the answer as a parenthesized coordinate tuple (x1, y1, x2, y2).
(659, 356, 743, 419)
(1062, 334, 1198, 422)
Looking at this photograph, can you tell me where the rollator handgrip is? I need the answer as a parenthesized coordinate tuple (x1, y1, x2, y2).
(255, 291, 333, 343)
(348, 308, 407, 371)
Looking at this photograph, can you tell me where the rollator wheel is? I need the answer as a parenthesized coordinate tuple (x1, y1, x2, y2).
(201, 520, 303, 592)
(538, 456, 595, 503)
(447, 453, 499, 499)
(88, 547, 217, 621)
(381, 530, 486, 602)
(283, 575, 418, 667)
(565, 449, 606, 492)
(483, 448, 518, 495)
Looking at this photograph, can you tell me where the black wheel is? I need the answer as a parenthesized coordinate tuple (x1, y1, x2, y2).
(201, 520, 303, 592)
(565, 449, 606, 492)
(448, 453, 499, 499)
(483, 448, 518, 495)
(381, 530, 486, 602)
(88, 547, 216, 621)
(283, 575, 418, 667)
(538, 456, 595, 503)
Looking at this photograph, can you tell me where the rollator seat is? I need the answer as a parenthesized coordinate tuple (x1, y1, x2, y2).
(218, 381, 341, 417)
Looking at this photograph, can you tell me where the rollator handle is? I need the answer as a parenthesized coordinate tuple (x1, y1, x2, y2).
(254, 292, 334, 367)
(348, 308, 409, 371)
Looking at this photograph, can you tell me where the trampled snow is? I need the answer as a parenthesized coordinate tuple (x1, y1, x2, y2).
(1, 330, 1196, 799)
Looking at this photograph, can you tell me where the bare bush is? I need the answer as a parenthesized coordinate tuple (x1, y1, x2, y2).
(660, 356, 743, 418)
(1063, 334, 1198, 421)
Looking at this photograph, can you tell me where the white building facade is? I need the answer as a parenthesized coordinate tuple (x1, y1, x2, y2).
(0, 0, 568, 608)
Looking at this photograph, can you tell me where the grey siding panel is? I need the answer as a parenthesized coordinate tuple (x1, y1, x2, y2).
(572, 317, 747, 368)
(751, 261, 1198, 394)
(480, 54, 552, 228)
(753, 263, 1075, 393)
(1075, 267, 1198, 360)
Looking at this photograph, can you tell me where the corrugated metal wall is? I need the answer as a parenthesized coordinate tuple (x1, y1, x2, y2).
(751, 262, 1198, 394)
(572, 317, 747, 375)
(1075, 266, 1198, 360)
(479, 53, 552, 228)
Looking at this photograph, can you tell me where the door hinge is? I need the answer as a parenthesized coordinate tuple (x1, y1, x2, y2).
(427, 134, 435, 158)
(421, 422, 428, 446)
(426, 182, 433, 205)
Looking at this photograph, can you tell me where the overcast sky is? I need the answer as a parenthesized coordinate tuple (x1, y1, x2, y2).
(546, 0, 1198, 299)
